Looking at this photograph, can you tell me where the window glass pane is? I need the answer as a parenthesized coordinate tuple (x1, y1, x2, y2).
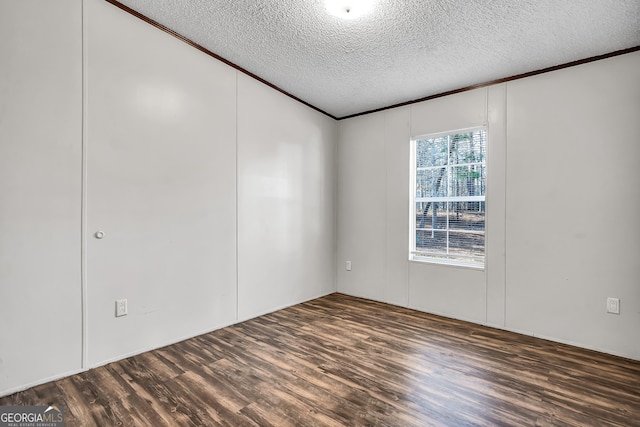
(416, 168, 447, 198)
(450, 165, 486, 197)
(448, 202, 485, 232)
(416, 136, 448, 168)
(411, 127, 486, 267)
(448, 231, 485, 261)
(416, 202, 447, 230)
(452, 130, 486, 165)
(416, 229, 447, 254)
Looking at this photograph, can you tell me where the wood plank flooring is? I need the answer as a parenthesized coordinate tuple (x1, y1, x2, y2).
(2, 293, 639, 426)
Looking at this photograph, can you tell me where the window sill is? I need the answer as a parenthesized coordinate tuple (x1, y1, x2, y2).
(409, 257, 485, 271)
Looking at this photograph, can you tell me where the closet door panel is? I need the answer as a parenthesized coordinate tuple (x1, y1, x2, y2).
(85, 0, 237, 366)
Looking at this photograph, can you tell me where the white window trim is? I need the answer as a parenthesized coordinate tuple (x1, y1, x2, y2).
(409, 125, 487, 270)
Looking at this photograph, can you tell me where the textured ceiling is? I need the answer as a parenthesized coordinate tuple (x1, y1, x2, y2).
(114, 0, 639, 118)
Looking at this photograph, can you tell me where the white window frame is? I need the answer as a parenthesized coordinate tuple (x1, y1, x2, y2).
(409, 126, 487, 269)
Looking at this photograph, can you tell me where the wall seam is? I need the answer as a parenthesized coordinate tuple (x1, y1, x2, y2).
(382, 112, 388, 303)
(485, 88, 489, 325)
(407, 106, 413, 308)
(235, 71, 240, 322)
(334, 122, 339, 293)
(502, 83, 508, 328)
(80, 0, 89, 369)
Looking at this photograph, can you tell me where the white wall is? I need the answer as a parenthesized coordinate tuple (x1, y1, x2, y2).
(337, 88, 502, 325)
(336, 113, 387, 301)
(337, 51, 640, 360)
(0, 0, 83, 396)
(237, 74, 337, 320)
(505, 52, 640, 358)
(0, 0, 337, 396)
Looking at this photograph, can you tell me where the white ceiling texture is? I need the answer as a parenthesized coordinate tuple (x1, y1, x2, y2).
(114, 0, 639, 118)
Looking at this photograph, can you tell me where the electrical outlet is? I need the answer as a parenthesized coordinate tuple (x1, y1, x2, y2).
(345, 260, 352, 271)
(116, 299, 128, 317)
(606, 297, 620, 315)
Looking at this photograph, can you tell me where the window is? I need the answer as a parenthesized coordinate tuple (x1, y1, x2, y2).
(410, 127, 487, 268)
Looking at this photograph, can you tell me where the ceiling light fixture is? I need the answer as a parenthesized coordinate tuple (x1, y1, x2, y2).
(325, 0, 374, 19)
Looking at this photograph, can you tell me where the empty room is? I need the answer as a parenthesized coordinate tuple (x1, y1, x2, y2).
(1, 0, 639, 425)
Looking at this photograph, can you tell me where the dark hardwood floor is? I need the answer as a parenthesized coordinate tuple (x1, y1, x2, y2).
(2, 293, 639, 426)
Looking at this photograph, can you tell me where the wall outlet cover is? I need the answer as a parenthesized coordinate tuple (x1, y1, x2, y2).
(606, 297, 620, 315)
(116, 299, 128, 317)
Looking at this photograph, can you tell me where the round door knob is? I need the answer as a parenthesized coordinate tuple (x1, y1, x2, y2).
(95, 231, 105, 239)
